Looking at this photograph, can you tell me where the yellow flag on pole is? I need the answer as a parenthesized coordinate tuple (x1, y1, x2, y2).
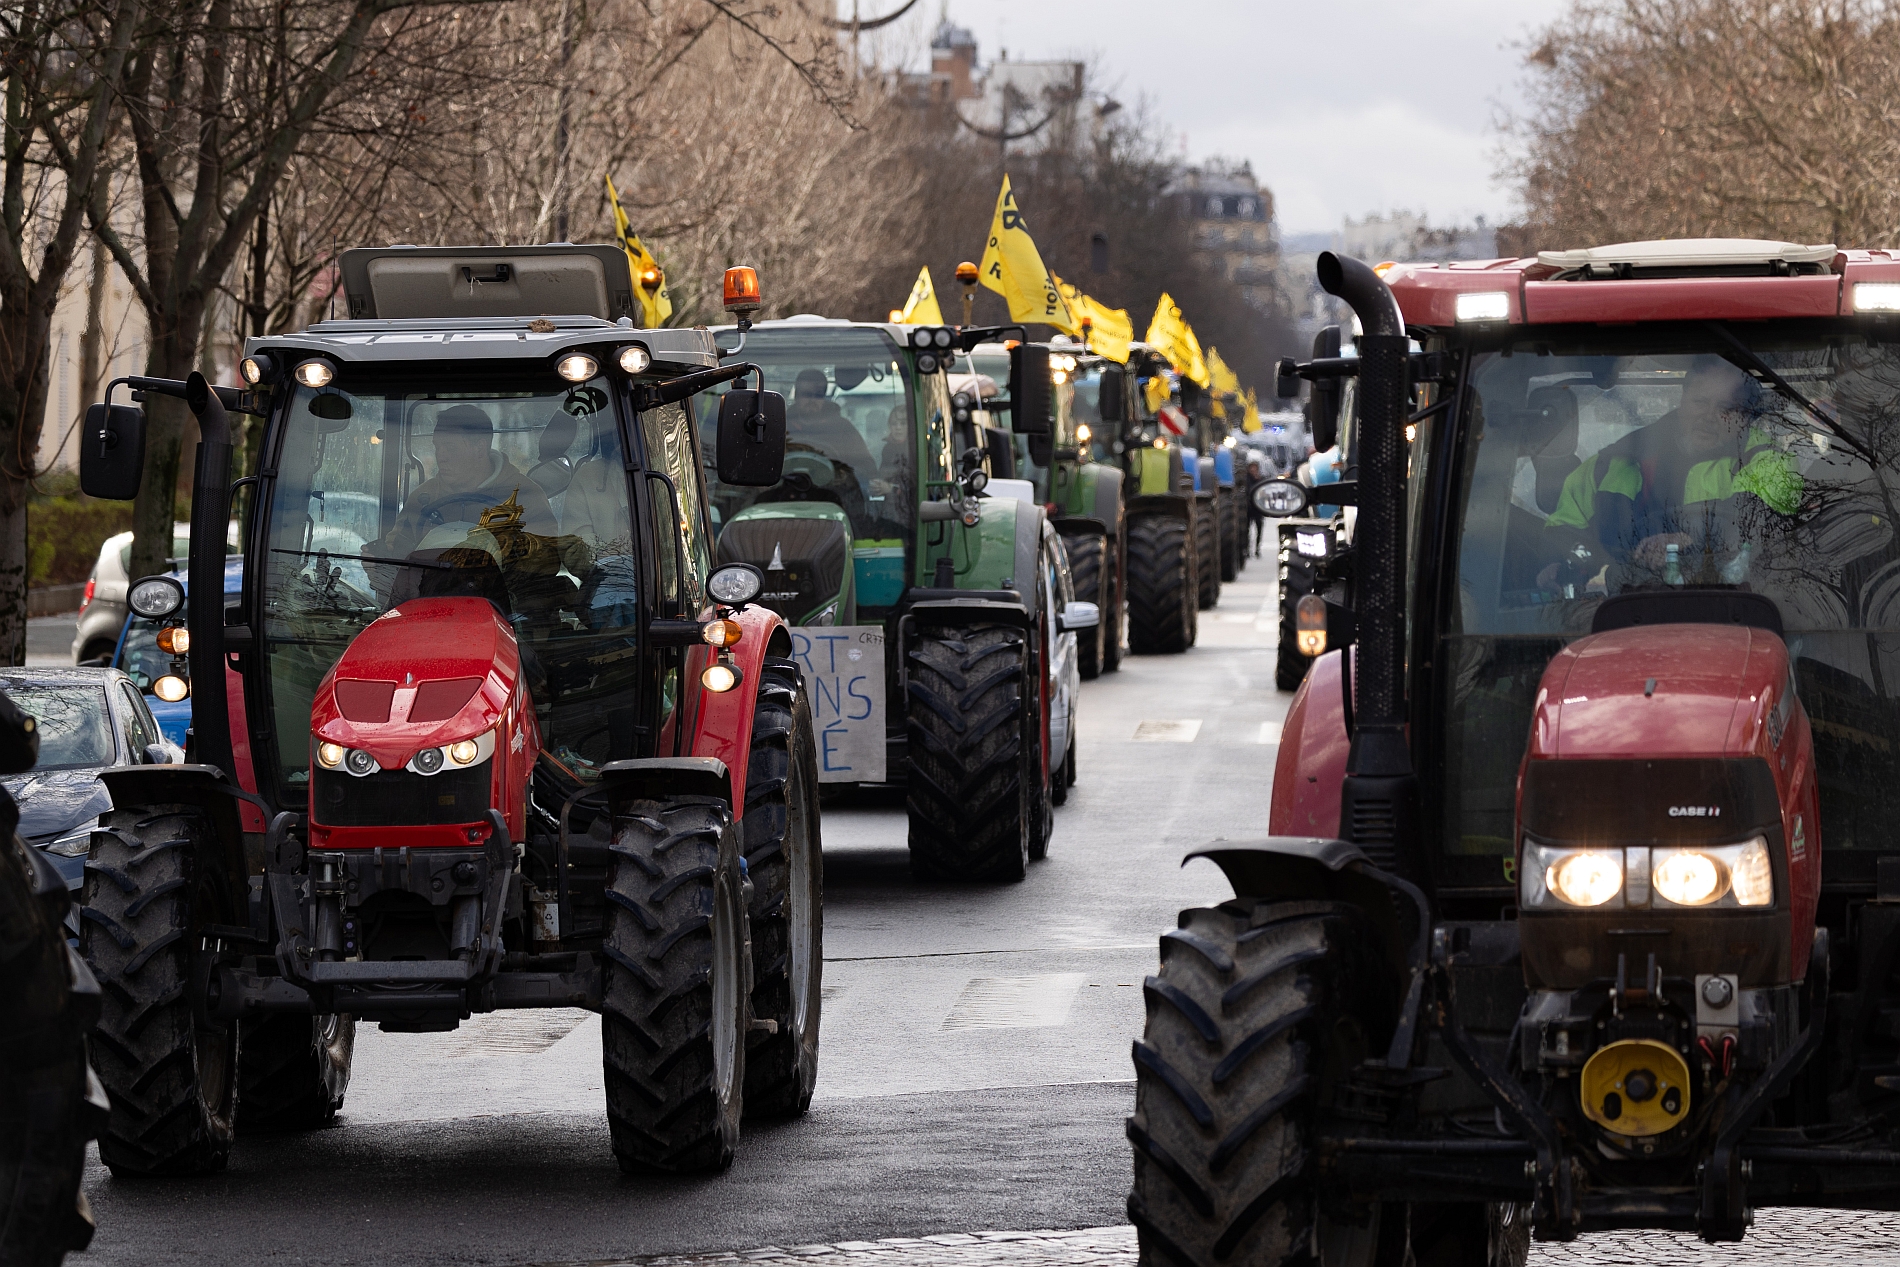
(978, 177, 1076, 333)
(897, 266, 944, 325)
(1053, 275, 1132, 363)
(1243, 386, 1263, 433)
(605, 173, 673, 327)
(1144, 293, 1209, 387)
(1144, 374, 1172, 414)
(1208, 347, 1241, 397)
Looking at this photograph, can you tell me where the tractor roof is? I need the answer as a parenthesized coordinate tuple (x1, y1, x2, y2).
(1382, 237, 1900, 329)
(242, 244, 719, 372)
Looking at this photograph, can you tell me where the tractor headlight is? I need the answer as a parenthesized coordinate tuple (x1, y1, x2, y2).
(1653, 850, 1723, 906)
(413, 745, 445, 775)
(317, 741, 346, 768)
(344, 748, 378, 776)
(1549, 851, 1623, 907)
(449, 739, 481, 765)
(405, 730, 494, 775)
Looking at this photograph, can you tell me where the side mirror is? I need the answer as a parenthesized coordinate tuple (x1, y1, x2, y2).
(80, 403, 146, 500)
(1253, 478, 1311, 518)
(715, 389, 787, 486)
(1009, 344, 1052, 435)
(142, 743, 174, 766)
(1057, 600, 1100, 633)
(1309, 325, 1342, 453)
(1096, 365, 1126, 424)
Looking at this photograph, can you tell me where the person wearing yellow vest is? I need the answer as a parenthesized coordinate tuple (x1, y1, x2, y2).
(1543, 356, 1802, 590)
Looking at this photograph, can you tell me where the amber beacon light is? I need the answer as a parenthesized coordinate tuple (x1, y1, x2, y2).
(723, 266, 761, 318)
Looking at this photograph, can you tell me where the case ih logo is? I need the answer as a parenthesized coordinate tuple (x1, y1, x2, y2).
(1668, 806, 1723, 818)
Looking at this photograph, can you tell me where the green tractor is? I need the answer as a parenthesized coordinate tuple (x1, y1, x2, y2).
(697, 318, 1098, 882)
(961, 340, 1125, 679)
(1113, 345, 1204, 654)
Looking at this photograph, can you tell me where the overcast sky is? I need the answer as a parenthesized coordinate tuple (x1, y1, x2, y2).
(854, 0, 1574, 235)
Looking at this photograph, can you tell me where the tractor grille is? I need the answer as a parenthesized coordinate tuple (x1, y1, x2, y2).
(312, 760, 492, 827)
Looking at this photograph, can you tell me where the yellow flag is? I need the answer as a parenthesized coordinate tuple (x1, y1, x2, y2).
(1243, 386, 1262, 433)
(605, 173, 673, 327)
(897, 266, 944, 325)
(1054, 275, 1132, 363)
(978, 177, 1076, 333)
(1208, 347, 1240, 397)
(1144, 373, 1172, 414)
(1144, 293, 1208, 387)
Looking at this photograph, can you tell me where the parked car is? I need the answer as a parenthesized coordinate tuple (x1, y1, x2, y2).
(70, 520, 241, 664)
(0, 667, 180, 895)
(110, 557, 244, 748)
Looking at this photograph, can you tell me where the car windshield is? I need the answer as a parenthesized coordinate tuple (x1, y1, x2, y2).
(1442, 326, 1900, 859)
(3, 685, 115, 769)
(260, 371, 641, 794)
(698, 328, 925, 621)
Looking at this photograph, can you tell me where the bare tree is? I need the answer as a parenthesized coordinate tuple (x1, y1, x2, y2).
(0, 0, 140, 663)
(1509, 0, 1900, 251)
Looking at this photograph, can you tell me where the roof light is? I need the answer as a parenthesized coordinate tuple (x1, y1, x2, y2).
(557, 353, 598, 382)
(618, 345, 651, 374)
(1455, 291, 1511, 323)
(293, 358, 335, 388)
(1855, 283, 1900, 312)
(240, 353, 277, 385)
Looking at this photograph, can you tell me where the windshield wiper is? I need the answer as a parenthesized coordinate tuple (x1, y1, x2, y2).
(1705, 321, 1874, 464)
(271, 547, 464, 572)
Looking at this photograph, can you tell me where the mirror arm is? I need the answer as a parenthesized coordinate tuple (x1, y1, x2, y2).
(954, 323, 1027, 351)
(633, 361, 760, 411)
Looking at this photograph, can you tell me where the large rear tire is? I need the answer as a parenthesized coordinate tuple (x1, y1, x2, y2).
(1194, 500, 1221, 610)
(81, 811, 237, 1177)
(236, 1013, 354, 1134)
(601, 800, 748, 1174)
(741, 655, 823, 1119)
(1128, 899, 1398, 1266)
(1126, 516, 1195, 655)
(1067, 532, 1110, 681)
(905, 624, 1031, 882)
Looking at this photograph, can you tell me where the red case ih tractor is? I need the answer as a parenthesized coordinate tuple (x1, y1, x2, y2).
(75, 246, 821, 1178)
(1130, 239, 1900, 1262)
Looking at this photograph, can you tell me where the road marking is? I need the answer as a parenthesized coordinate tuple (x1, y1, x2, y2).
(1258, 721, 1283, 745)
(942, 972, 1089, 1030)
(1133, 719, 1202, 742)
(436, 1008, 589, 1057)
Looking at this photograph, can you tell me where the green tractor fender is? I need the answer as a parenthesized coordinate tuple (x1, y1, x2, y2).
(916, 493, 1044, 625)
(1053, 462, 1123, 538)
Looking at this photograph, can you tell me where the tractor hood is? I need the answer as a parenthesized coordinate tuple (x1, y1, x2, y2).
(311, 597, 519, 770)
(1530, 622, 1790, 761)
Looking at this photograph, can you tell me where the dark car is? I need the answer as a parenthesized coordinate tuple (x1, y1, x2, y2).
(0, 668, 181, 894)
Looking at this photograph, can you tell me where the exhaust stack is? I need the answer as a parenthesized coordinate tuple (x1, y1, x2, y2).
(1315, 253, 1418, 877)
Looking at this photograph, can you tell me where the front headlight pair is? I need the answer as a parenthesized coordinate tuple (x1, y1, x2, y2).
(316, 729, 494, 777)
(1521, 838, 1773, 910)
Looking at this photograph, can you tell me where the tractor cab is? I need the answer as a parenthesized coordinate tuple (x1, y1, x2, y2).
(75, 245, 823, 1182)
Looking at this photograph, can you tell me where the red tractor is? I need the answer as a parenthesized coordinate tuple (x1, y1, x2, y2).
(75, 246, 821, 1177)
(1130, 239, 1900, 1262)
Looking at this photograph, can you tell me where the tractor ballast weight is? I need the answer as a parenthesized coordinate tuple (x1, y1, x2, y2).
(75, 246, 823, 1179)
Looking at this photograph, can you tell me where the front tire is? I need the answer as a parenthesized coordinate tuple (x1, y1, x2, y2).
(741, 655, 823, 1119)
(905, 624, 1031, 882)
(236, 1013, 354, 1133)
(1126, 515, 1195, 655)
(1128, 899, 1397, 1266)
(1067, 532, 1110, 680)
(1194, 500, 1221, 609)
(82, 811, 237, 1177)
(601, 800, 748, 1174)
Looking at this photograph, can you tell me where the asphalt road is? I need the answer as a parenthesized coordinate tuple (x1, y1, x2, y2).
(74, 571, 1290, 1266)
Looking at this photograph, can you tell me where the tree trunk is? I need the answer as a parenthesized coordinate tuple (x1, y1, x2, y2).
(0, 297, 55, 666)
(78, 237, 111, 420)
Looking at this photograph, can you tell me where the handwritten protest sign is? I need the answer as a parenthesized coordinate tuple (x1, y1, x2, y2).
(789, 626, 886, 782)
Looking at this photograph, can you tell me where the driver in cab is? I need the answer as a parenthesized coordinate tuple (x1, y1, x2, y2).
(1542, 356, 1802, 589)
(377, 405, 558, 558)
(787, 369, 879, 492)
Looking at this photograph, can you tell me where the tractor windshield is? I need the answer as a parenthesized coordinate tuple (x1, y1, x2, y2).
(1441, 325, 1900, 863)
(258, 370, 643, 796)
(697, 327, 925, 622)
